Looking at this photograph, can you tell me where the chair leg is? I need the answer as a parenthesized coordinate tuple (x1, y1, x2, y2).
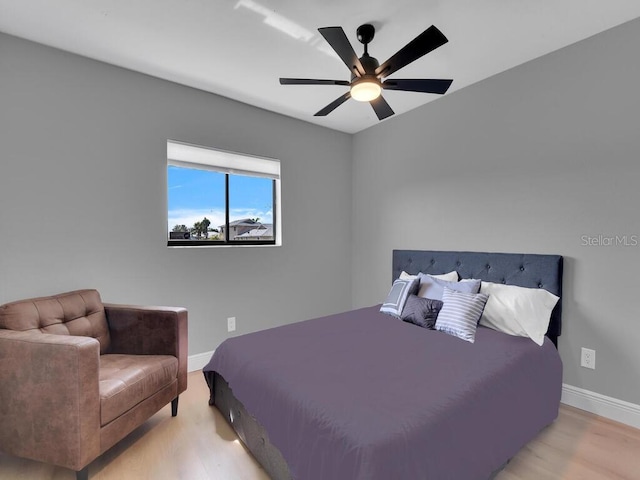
(171, 396, 179, 417)
(76, 466, 89, 480)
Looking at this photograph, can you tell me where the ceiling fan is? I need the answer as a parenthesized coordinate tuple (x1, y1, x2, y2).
(279, 23, 453, 121)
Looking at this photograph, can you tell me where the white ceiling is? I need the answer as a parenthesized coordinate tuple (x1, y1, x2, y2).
(1, 1, 640, 134)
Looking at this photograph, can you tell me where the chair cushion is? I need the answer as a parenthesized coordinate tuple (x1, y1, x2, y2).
(99, 354, 178, 426)
(0, 289, 111, 353)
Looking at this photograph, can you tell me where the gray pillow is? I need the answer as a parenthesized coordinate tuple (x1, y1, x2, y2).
(417, 274, 481, 300)
(380, 278, 419, 318)
(401, 295, 443, 329)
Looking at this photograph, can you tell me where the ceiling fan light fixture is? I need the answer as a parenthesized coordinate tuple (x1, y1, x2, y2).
(350, 78, 381, 102)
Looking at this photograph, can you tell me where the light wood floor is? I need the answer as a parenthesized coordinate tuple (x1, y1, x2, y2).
(1, 371, 639, 479)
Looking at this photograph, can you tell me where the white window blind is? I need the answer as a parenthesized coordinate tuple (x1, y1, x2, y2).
(167, 140, 280, 180)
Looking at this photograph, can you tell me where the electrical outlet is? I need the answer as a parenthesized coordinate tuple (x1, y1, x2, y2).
(581, 347, 596, 370)
(227, 316, 236, 332)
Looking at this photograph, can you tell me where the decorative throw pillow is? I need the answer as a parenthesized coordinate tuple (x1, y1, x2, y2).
(400, 270, 459, 282)
(479, 282, 560, 346)
(435, 287, 489, 343)
(400, 294, 443, 329)
(380, 278, 419, 318)
(417, 274, 481, 300)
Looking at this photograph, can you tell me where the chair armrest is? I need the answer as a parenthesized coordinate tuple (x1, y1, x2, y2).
(104, 304, 188, 394)
(0, 330, 101, 471)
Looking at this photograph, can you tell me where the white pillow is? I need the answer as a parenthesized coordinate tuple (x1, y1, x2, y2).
(399, 270, 458, 282)
(479, 282, 559, 346)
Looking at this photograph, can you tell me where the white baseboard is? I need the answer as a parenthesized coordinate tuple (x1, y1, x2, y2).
(562, 383, 640, 430)
(187, 350, 215, 372)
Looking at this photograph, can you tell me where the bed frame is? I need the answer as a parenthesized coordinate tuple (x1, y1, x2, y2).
(207, 250, 564, 479)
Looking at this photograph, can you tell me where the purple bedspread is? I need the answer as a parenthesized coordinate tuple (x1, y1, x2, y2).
(204, 305, 562, 480)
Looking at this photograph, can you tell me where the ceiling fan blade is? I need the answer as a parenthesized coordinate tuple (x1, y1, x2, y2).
(314, 92, 352, 116)
(375, 25, 448, 79)
(383, 78, 453, 94)
(370, 95, 394, 120)
(280, 78, 350, 86)
(318, 27, 365, 76)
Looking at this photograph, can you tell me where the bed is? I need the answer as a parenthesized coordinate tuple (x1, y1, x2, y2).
(204, 250, 564, 480)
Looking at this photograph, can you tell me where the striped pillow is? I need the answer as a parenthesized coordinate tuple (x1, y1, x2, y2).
(435, 287, 489, 343)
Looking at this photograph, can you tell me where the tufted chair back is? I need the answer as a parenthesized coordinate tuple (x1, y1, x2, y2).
(0, 289, 111, 354)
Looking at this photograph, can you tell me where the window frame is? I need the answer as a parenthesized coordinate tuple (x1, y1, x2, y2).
(167, 140, 281, 247)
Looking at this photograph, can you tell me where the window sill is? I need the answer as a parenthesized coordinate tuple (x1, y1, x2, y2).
(167, 243, 281, 249)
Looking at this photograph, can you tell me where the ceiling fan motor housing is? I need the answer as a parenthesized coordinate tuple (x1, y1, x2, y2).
(352, 54, 380, 81)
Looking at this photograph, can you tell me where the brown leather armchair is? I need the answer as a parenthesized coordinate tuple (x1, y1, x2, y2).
(0, 289, 188, 480)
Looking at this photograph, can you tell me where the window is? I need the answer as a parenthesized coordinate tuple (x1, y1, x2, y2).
(167, 140, 281, 246)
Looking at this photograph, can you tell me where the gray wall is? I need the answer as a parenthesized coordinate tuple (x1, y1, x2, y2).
(352, 18, 640, 405)
(2, 16, 640, 406)
(0, 33, 353, 356)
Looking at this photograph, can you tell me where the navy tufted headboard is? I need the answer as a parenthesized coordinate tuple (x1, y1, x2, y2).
(392, 250, 563, 346)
